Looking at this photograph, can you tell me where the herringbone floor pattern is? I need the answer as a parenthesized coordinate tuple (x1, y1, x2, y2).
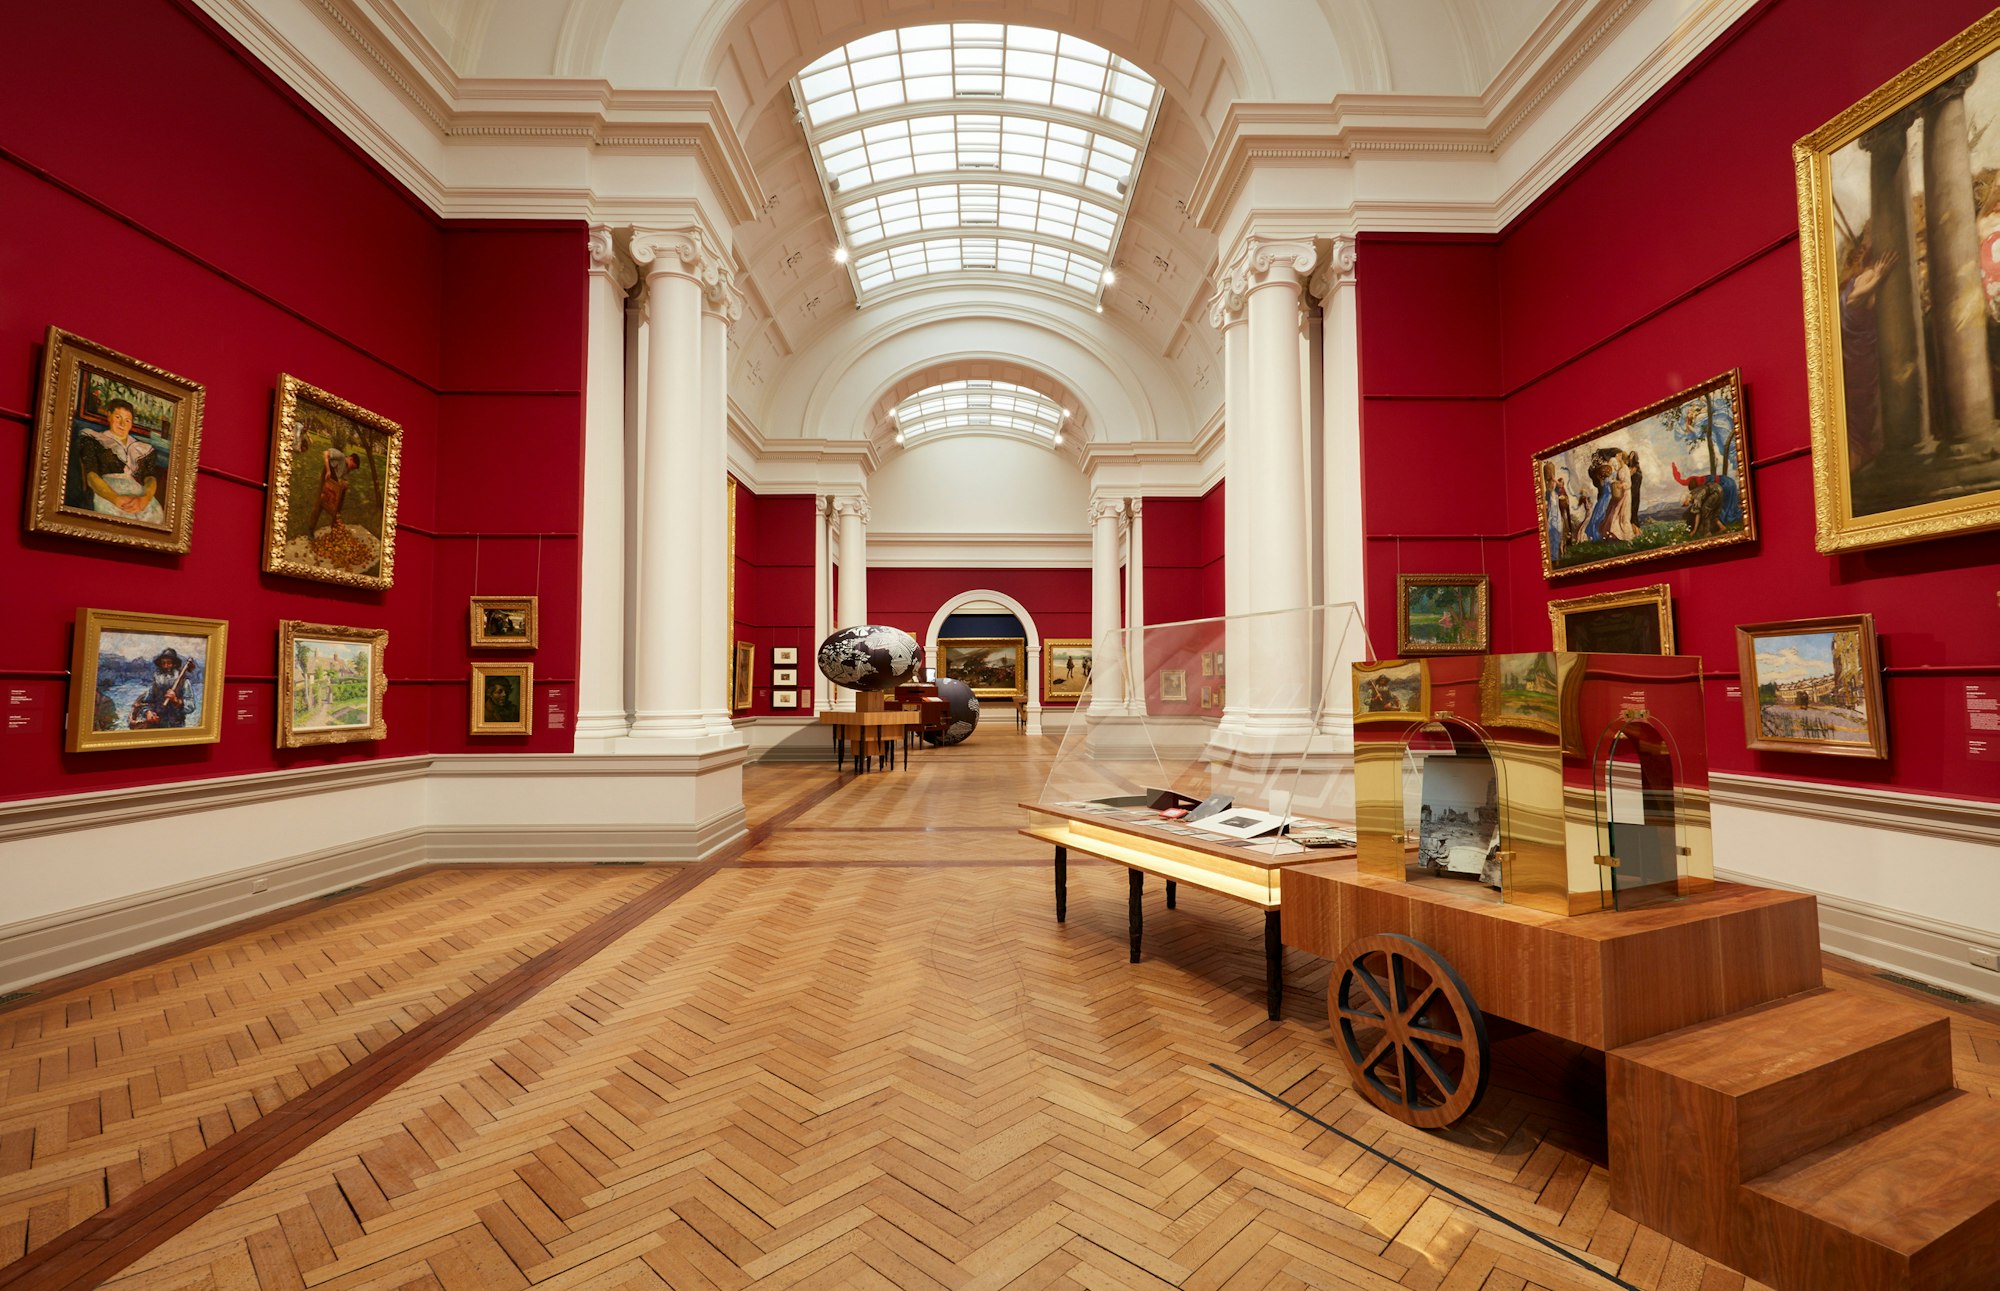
(3, 730, 1995, 1289)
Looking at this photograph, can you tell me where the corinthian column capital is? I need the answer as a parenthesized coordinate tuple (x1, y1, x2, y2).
(833, 495, 871, 525)
(1242, 236, 1319, 291)
(630, 227, 727, 290)
(588, 225, 638, 291)
(1309, 236, 1357, 303)
(1087, 498, 1124, 526)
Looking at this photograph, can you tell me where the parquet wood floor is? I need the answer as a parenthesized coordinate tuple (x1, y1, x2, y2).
(4, 728, 1995, 1290)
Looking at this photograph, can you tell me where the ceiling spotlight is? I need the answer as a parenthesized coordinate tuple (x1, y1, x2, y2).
(1094, 303, 1104, 314)
(1061, 408, 1072, 420)
(833, 245, 849, 264)
(893, 432, 905, 445)
(1054, 433, 1065, 446)
(1101, 268, 1116, 285)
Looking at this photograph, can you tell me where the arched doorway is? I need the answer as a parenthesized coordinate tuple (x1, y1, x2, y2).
(924, 588, 1045, 735)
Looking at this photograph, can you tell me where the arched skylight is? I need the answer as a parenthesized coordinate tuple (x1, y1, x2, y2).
(795, 25, 1161, 302)
(892, 379, 1068, 443)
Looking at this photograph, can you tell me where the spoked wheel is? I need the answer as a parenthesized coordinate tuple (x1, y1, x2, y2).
(1331, 933, 1490, 1129)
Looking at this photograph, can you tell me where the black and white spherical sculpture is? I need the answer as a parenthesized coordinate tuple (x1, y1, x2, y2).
(816, 624, 923, 693)
(923, 677, 980, 746)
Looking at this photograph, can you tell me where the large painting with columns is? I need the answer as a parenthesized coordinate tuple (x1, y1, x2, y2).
(1797, 8, 2000, 552)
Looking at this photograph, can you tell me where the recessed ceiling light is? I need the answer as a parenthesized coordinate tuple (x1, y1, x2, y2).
(1094, 303, 1104, 314)
(1054, 433, 1065, 446)
(1061, 408, 1072, 420)
(1101, 268, 1116, 285)
(833, 245, 849, 264)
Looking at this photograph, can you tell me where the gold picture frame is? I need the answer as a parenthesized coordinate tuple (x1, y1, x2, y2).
(66, 608, 228, 752)
(1532, 370, 1754, 578)
(939, 636, 1025, 698)
(1159, 669, 1188, 703)
(1796, 10, 2000, 553)
(28, 327, 205, 554)
(264, 375, 403, 589)
(470, 661, 532, 735)
(1548, 583, 1676, 655)
(1396, 574, 1490, 655)
(469, 596, 539, 649)
(732, 641, 755, 711)
(1736, 613, 1887, 759)
(278, 621, 387, 747)
(1042, 638, 1092, 703)
(1353, 659, 1429, 724)
(1479, 652, 1562, 734)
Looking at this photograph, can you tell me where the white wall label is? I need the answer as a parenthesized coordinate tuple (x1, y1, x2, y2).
(545, 688, 567, 731)
(1967, 684, 1999, 762)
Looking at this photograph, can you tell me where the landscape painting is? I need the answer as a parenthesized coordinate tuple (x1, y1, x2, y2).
(67, 609, 228, 752)
(1482, 652, 1560, 734)
(941, 637, 1024, 698)
(279, 621, 386, 747)
(1353, 660, 1428, 723)
(1797, 11, 2000, 552)
(265, 375, 402, 589)
(470, 596, 538, 649)
(1533, 371, 1753, 578)
(1397, 575, 1489, 655)
(1736, 614, 1887, 758)
(1043, 639, 1092, 703)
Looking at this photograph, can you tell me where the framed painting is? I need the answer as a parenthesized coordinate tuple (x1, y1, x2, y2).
(1797, 11, 2000, 553)
(1159, 669, 1188, 703)
(772, 669, 798, 687)
(772, 690, 799, 709)
(469, 596, 538, 649)
(1353, 659, 1428, 723)
(1200, 651, 1215, 677)
(1043, 638, 1092, 703)
(1532, 370, 1754, 578)
(28, 327, 205, 554)
(1480, 652, 1562, 734)
(264, 375, 403, 589)
(1397, 574, 1490, 655)
(278, 621, 387, 747)
(773, 647, 799, 665)
(470, 661, 532, 735)
(732, 642, 755, 712)
(942, 637, 1025, 698)
(1549, 584, 1676, 655)
(67, 608, 227, 752)
(1736, 613, 1887, 759)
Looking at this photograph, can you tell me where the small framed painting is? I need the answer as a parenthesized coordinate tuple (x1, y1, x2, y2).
(772, 668, 798, 687)
(773, 647, 799, 666)
(264, 375, 403, 589)
(941, 636, 1025, 699)
(1396, 574, 1490, 656)
(1353, 659, 1428, 724)
(28, 328, 206, 554)
(772, 690, 799, 709)
(1043, 638, 1092, 703)
(469, 596, 538, 649)
(1479, 652, 1561, 734)
(1159, 669, 1188, 703)
(67, 608, 228, 752)
(1735, 614, 1886, 759)
(470, 661, 533, 735)
(1200, 651, 1215, 677)
(1549, 584, 1675, 655)
(279, 621, 387, 747)
(732, 642, 755, 711)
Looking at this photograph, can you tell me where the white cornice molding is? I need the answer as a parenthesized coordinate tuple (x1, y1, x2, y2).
(867, 532, 1092, 568)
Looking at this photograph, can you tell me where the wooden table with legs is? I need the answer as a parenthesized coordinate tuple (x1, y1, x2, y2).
(817, 709, 923, 773)
(1019, 801, 1350, 1019)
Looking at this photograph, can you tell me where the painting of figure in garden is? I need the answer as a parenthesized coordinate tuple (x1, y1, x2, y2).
(1534, 371, 1753, 577)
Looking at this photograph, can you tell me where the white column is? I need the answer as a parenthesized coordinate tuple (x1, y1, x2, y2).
(1023, 642, 1043, 736)
(620, 277, 648, 727)
(1124, 497, 1146, 714)
(1313, 237, 1366, 733)
(575, 226, 636, 746)
(626, 229, 713, 741)
(832, 496, 869, 711)
(1238, 237, 1317, 738)
(812, 496, 831, 712)
(699, 274, 741, 737)
(1088, 498, 1126, 714)
(1213, 280, 1250, 733)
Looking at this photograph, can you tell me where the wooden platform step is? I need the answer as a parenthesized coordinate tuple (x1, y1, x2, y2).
(1742, 1090, 2000, 1290)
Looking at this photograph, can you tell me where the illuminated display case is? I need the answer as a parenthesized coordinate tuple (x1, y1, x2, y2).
(1352, 651, 1713, 915)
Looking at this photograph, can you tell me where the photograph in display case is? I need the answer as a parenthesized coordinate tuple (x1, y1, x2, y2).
(469, 596, 537, 648)
(264, 375, 402, 589)
(942, 637, 1024, 698)
(1549, 583, 1675, 654)
(1532, 370, 1753, 578)
(279, 621, 387, 747)
(1396, 574, 1490, 655)
(732, 642, 755, 711)
(1736, 613, 1887, 758)
(1796, 9, 2000, 553)
(67, 608, 228, 752)
(28, 328, 206, 554)
(1159, 669, 1187, 703)
(1042, 638, 1091, 702)
(470, 661, 532, 735)
(1353, 659, 1428, 723)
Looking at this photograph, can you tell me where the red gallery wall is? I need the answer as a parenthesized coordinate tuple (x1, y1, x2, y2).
(867, 568, 1091, 698)
(0, 1, 586, 801)
(1359, 0, 1999, 800)
(1142, 484, 1225, 627)
(732, 484, 818, 716)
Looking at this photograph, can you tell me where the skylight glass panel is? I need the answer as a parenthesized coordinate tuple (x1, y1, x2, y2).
(893, 379, 1067, 440)
(795, 23, 1160, 303)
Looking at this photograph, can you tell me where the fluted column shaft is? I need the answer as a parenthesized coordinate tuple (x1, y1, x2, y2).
(834, 498, 869, 629)
(1124, 499, 1146, 712)
(699, 286, 737, 734)
(1313, 238, 1366, 724)
(813, 497, 832, 711)
(1089, 498, 1126, 714)
(576, 227, 636, 743)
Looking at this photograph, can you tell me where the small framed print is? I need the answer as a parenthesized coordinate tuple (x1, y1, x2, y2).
(773, 647, 799, 666)
(470, 661, 532, 735)
(1159, 669, 1188, 703)
(1201, 651, 1215, 677)
(1353, 659, 1429, 724)
(772, 668, 798, 687)
(279, 620, 387, 747)
(29, 328, 206, 553)
(1397, 574, 1491, 655)
(67, 608, 228, 752)
(732, 642, 755, 711)
(469, 596, 538, 649)
(1735, 613, 1887, 759)
(772, 690, 799, 709)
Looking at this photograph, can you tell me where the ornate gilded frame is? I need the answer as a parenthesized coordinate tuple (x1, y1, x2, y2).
(470, 661, 533, 735)
(1352, 659, 1429, 724)
(1042, 637, 1092, 704)
(278, 620, 388, 748)
(1795, 10, 2000, 553)
(469, 596, 539, 649)
(1735, 612, 1888, 760)
(939, 636, 1025, 698)
(732, 641, 755, 711)
(263, 374, 403, 589)
(1396, 573, 1490, 655)
(29, 327, 205, 553)
(1548, 583, 1676, 655)
(66, 607, 228, 752)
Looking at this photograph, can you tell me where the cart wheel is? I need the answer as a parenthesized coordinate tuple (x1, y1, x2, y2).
(1331, 933, 1490, 1129)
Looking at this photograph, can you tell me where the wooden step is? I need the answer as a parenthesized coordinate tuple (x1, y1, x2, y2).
(1741, 1090, 2000, 1290)
(1608, 988, 1955, 1264)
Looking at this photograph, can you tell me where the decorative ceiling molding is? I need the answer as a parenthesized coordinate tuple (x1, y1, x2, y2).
(866, 532, 1092, 568)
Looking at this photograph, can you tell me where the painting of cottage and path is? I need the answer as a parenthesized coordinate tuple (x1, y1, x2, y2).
(1535, 372, 1753, 577)
(1751, 631, 1870, 746)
